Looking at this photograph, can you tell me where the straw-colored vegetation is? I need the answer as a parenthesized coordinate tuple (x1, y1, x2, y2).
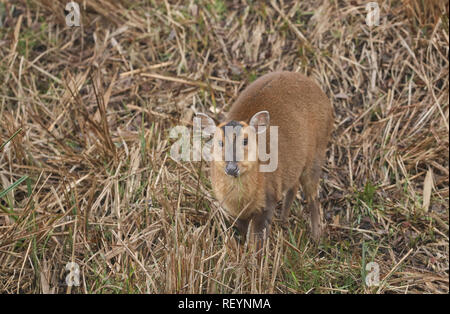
(0, 0, 448, 293)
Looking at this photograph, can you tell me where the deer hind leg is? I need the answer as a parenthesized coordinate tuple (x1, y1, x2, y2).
(280, 182, 300, 224)
(300, 160, 324, 243)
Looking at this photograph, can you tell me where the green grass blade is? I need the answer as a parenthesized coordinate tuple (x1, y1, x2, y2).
(0, 128, 23, 151)
(0, 175, 29, 199)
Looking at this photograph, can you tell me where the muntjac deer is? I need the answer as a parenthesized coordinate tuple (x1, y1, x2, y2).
(197, 71, 333, 243)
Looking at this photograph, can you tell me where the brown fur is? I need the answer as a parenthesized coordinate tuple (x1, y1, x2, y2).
(210, 71, 334, 242)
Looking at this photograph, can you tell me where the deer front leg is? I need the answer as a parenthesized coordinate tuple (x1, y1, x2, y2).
(252, 193, 277, 249)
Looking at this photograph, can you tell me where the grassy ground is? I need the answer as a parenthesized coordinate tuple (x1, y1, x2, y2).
(0, 0, 448, 294)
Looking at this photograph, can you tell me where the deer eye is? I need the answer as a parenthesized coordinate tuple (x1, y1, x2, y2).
(243, 138, 248, 146)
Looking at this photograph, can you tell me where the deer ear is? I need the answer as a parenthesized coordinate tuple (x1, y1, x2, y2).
(249, 111, 270, 134)
(195, 113, 217, 135)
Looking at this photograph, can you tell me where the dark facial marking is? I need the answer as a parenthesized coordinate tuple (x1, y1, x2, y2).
(220, 120, 242, 132)
(220, 120, 244, 163)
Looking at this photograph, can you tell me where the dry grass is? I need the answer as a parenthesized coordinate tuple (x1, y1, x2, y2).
(0, 0, 448, 294)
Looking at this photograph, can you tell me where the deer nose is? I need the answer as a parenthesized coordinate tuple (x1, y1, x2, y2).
(225, 162, 240, 177)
